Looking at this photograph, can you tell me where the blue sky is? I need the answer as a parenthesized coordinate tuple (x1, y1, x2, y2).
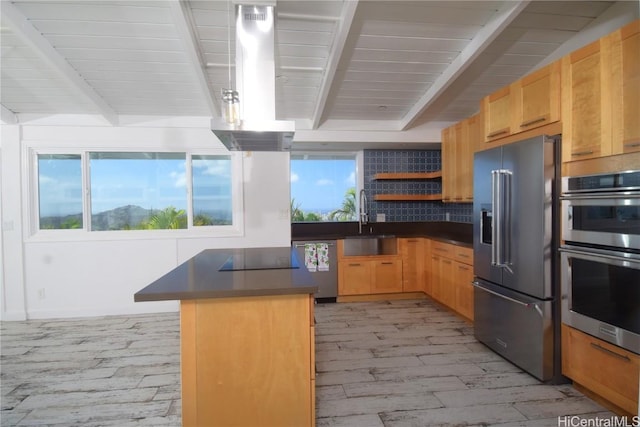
(290, 159, 356, 212)
(39, 155, 355, 217)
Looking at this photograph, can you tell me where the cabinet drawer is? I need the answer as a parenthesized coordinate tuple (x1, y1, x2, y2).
(562, 324, 639, 415)
(431, 241, 453, 257)
(453, 246, 473, 265)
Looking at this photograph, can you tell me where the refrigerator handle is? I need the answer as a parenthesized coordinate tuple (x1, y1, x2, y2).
(502, 169, 513, 270)
(491, 170, 500, 266)
(472, 281, 543, 317)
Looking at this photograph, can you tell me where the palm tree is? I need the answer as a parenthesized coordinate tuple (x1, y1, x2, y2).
(328, 187, 357, 221)
(291, 198, 304, 222)
(147, 206, 187, 229)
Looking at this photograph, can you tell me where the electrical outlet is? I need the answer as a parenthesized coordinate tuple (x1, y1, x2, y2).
(445, 212, 450, 221)
(37, 288, 45, 300)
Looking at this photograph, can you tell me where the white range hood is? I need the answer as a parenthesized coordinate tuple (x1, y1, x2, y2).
(211, 4, 295, 151)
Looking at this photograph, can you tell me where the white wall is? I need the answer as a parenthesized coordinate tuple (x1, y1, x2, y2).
(0, 120, 291, 320)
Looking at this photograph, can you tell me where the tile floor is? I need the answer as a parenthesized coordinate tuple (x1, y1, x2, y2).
(1, 299, 613, 426)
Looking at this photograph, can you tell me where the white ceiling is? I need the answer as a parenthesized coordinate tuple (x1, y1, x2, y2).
(1, 0, 638, 151)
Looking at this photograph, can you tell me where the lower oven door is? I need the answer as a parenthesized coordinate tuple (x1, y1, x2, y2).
(473, 279, 554, 381)
(560, 246, 640, 355)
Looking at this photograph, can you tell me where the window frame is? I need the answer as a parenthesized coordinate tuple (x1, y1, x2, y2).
(27, 146, 244, 241)
(290, 151, 360, 223)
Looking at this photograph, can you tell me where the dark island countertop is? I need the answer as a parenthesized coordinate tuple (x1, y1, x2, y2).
(134, 247, 318, 302)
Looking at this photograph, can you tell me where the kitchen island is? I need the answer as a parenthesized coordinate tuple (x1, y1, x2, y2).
(134, 247, 318, 427)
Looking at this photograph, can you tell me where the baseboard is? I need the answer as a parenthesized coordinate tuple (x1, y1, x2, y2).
(21, 300, 179, 320)
(337, 292, 427, 303)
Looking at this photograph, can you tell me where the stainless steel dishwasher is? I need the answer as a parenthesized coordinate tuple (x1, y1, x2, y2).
(292, 240, 337, 302)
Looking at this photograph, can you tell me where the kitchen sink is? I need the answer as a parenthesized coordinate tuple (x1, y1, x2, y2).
(343, 235, 397, 256)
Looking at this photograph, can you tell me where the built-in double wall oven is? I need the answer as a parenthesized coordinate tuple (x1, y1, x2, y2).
(560, 170, 640, 355)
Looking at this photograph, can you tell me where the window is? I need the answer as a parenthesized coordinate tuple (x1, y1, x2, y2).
(192, 155, 232, 226)
(38, 154, 83, 229)
(34, 150, 238, 233)
(290, 154, 357, 222)
(89, 152, 187, 231)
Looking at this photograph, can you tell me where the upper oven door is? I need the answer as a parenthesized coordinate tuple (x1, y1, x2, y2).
(561, 193, 640, 249)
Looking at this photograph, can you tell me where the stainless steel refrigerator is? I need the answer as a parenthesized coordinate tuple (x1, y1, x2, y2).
(472, 135, 563, 382)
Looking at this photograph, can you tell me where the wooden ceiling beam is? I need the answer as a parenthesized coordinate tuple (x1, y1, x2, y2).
(168, 0, 219, 117)
(310, 0, 359, 130)
(1, 2, 118, 126)
(400, 1, 530, 131)
(1, 104, 17, 124)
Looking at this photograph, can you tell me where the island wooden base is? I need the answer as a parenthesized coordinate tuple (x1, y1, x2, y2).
(180, 294, 315, 427)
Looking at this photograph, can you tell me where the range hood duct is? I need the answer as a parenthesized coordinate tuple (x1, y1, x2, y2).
(212, 4, 295, 151)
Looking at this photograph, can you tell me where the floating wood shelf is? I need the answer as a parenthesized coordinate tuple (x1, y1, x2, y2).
(373, 171, 442, 180)
(374, 194, 442, 201)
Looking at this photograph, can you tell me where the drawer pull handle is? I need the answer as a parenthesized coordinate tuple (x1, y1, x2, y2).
(381, 262, 393, 265)
(571, 150, 594, 157)
(457, 253, 469, 258)
(442, 260, 452, 265)
(487, 128, 509, 138)
(348, 263, 361, 267)
(407, 239, 419, 242)
(624, 141, 640, 148)
(520, 116, 547, 127)
(589, 342, 631, 362)
(435, 248, 448, 252)
(458, 266, 470, 271)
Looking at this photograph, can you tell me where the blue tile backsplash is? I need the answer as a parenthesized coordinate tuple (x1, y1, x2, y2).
(364, 149, 473, 223)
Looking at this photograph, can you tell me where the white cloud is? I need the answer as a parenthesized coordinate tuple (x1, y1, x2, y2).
(316, 178, 334, 186)
(290, 172, 299, 183)
(193, 159, 230, 177)
(39, 175, 56, 185)
(345, 171, 356, 185)
(170, 171, 187, 188)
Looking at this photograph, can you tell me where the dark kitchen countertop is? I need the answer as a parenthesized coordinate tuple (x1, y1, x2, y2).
(291, 221, 473, 248)
(134, 247, 318, 302)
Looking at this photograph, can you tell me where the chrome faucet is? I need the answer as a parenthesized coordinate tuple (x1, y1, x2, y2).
(359, 189, 368, 234)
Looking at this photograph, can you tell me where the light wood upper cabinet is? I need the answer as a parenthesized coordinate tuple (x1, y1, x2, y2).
(562, 37, 613, 162)
(399, 238, 424, 292)
(513, 60, 561, 132)
(441, 125, 456, 202)
(611, 20, 640, 155)
(442, 117, 474, 203)
(483, 85, 515, 143)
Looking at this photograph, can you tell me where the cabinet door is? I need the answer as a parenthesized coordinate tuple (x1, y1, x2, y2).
(429, 255, 442, 301)
(439, 258, 455, 308)
(612, 20, 640, 154)
(483, 85, 514, 143)
(454, 261, 474, 321)
(338, 261, 371, 295)
(562, 38, 613, 162)
(514, 60, 561, 132)
(399, 238, 424, 292)
(562, 324, 639, 415)
(423, 240, 432, 295)
(371, 260, 403, 294)
(441, 125, 456, 202)
(455, 118, 473, 202)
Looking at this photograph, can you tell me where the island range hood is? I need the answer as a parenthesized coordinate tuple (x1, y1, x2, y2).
(211, 4, 295, 152)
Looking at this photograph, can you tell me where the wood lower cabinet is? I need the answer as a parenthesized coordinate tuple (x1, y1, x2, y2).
(562, 324, 639, 415)
(371, 259, 403, 294)
(338, 258, 403, 295)
(180, 294, 315, 427)
(454, 262, 474, 321)
(428, 240, 474, 321)
(399, 238, 424, 292)
(338, 260, 371, 295)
